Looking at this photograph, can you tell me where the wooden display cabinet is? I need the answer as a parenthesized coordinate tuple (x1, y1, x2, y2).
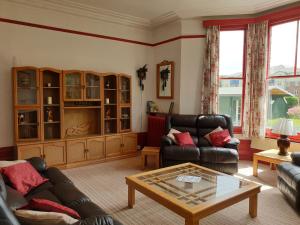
(14, 67, 136, 169)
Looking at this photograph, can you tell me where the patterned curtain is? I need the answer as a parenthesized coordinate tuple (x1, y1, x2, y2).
(243, 21, 268, 138)
(201, 26, 220, 114)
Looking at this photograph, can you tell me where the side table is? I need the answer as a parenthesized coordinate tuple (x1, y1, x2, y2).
(253, 149, 292, 177)
(141, 146, 160, 170)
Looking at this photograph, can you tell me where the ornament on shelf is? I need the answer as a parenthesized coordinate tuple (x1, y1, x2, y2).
(18, 114, 25, 124)
(46, 108, 54, 122)
(47, 96, 53, 105)
(47, 83, 51, 87)
(105, 98, 110, 104)
(105, 108, 111, 119)
(105, 80, 111, 88)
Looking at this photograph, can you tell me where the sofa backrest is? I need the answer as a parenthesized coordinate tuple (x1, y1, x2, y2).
(197, 114, 233, 147)
(166, 114, 198, 144)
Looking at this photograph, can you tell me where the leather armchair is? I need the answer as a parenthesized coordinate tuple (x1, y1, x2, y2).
(161, 114, 239, 174)
(277, 152, 300, 211)
(0, 157, 122, 225)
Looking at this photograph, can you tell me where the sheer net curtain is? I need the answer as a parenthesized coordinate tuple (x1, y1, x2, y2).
(243, 21, 269, 138)
(201, 26, 220, 114)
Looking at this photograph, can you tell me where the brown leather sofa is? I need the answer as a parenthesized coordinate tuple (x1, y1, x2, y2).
(0, 157, 122, 225)
(161, 114, 240, 174)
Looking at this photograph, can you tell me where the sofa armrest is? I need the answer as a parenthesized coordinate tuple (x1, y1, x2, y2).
(73, 215, 115, 225)
(161, 135, 173, 146)
(26, 157, 47, 173)
(224, 138, 240, 151)
(291, 152, 300, 166)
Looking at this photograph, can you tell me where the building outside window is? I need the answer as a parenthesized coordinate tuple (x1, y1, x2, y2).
(218, 30, 245, 127)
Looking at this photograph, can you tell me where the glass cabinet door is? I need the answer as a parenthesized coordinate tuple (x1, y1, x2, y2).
(16, 109, 40, 141)
(63, 71, 83, 100)
(120, 76, 131, 105)
(85, 73, 101, 100)
(120, 107, 131, 132)
(15, 68, 39, 106)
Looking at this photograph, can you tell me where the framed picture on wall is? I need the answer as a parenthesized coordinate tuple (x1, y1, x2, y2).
(156, 60, 174, 99)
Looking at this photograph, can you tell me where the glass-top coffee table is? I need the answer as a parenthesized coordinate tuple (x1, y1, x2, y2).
(126, 163, 261, 225)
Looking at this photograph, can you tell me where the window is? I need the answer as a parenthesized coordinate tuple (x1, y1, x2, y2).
(219, 30, 245, 128)
(267, 20, 300, 141)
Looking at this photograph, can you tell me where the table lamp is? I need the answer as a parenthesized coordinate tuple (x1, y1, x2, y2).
(272, 118, 295, 156)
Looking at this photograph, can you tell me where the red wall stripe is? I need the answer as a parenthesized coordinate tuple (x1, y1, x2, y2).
(0, 17, 206, 47)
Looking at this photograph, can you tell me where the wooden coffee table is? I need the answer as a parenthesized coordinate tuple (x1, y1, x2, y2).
(253, 149, 292, 176)
(126, 163, 261, 225)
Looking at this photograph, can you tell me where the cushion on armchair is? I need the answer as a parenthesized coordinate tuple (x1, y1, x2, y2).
(209, 129, 231, 147)
(174, 132, 195, 147)
(291, 152, 300, 166)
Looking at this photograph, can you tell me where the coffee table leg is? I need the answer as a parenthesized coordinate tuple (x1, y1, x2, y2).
(128, 185, 135, 208)
(253, 156, 258, 177)
(185, 217, 198, 225)
(249, 194, 258, 218)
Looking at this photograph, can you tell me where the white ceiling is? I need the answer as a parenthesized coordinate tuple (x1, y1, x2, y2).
(67, 0, 298, 20)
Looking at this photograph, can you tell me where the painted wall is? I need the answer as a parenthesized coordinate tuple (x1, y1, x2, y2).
(0, 1, 154, 147)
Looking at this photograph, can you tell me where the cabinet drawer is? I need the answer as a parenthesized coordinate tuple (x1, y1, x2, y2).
(66, 139, 86, 163)
(122, 133, 137, 154)
(43, 142, 66, 166)
(18, 144, 43, 160)
(105, 135, 122, 157)
(86, 137, 105, 160)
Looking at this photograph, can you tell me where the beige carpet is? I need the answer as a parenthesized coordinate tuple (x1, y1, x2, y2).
(63, 157, 300, 225)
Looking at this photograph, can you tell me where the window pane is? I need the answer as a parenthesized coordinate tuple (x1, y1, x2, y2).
(270, 21, 297, 76)
(219, 79, 242, 126)
(267, 78, 300, 134)
(297, 24, 300, 74)
(219, 31, 244, 77)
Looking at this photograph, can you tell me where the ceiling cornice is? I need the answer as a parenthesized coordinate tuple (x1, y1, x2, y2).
(150, 11, 180, 27)
(6, 0, 152, 29)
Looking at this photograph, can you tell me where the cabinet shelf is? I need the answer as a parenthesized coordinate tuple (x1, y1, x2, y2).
(44, 104, 60, 107)
(18, 123, 38, 126)
(43, 87, 60, 89)
(104, 104, 117, 106)
(64, 106, 101, 109)
(105, 118, 117, 120)
(44, 121, 60, 124)
(104, 89, 117, 91)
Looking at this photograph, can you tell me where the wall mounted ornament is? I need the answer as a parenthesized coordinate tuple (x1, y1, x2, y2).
(137, 64, 148, 91)
(157, 60, 174, 99)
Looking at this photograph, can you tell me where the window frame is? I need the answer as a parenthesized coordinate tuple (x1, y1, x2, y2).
(219, 28, 247, 133)
(266, 19, 300, 142)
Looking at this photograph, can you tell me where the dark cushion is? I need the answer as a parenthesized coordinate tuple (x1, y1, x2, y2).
(73, 201, 107, 219)
(277, 162, 300, 192)
(0, 175, 7, 201)
(51, 183, 90, 208)
(0, 194, 21, 225)
(26, 157, 47, 173)
(200, 147, 239, 163)
(25, 181, 53, 198)
(6, 186, 28, 210)
(163, 145, 200, 161)
(291, 152, 300, 166)
(73, 215, 114, 225)
(44, 167, 73, 185)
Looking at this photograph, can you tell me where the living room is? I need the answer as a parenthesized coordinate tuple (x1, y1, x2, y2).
(0, 0, 300, 225)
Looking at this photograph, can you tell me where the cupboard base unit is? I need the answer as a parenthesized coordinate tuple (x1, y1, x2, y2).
(16, 133, 137, 169)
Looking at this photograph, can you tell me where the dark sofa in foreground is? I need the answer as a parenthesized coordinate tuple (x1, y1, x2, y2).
(0, 157, 122, 225)
(277, 152, 300, 212)
(161, 114, 240, 174)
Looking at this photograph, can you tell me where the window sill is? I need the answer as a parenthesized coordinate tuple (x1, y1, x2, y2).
(265, 128, 300, 143)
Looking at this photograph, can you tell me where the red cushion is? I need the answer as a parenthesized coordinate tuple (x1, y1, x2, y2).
(174, 132, 195, 146)
(209, 129, 231, 147)
(1, 162, 48, 195)
(22, 198, 80, 219)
